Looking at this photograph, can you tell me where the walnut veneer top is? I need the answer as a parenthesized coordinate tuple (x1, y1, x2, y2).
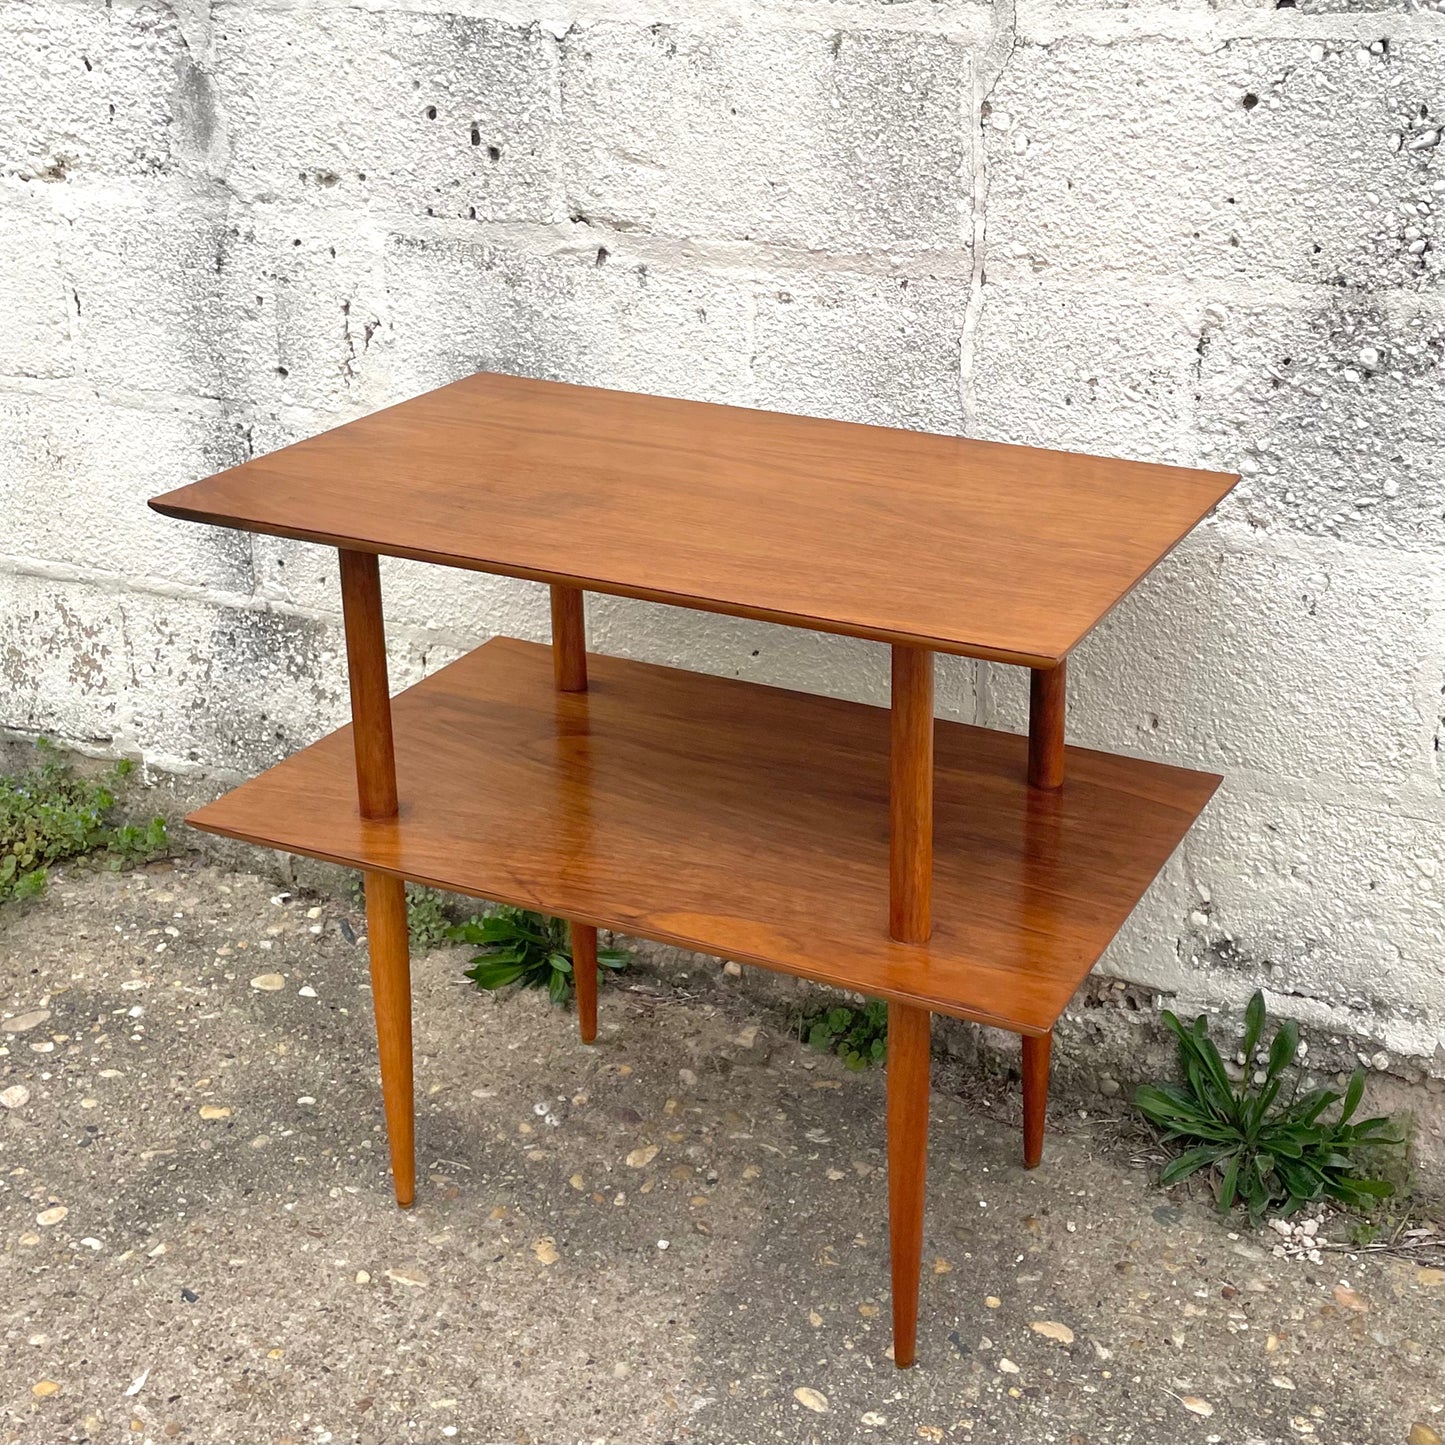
(151, 373, 1236, 667)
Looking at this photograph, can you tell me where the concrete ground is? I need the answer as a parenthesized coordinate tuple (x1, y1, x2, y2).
(1, 860, 1441, 1445)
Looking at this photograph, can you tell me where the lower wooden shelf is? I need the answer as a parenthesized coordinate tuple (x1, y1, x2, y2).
(188, 637, 1220, 1035)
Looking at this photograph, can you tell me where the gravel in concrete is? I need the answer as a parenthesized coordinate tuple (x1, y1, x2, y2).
(2, 862, 1441, 1444)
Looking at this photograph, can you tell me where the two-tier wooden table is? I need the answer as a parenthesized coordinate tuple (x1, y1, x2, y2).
(150, 372, 1235, 1367)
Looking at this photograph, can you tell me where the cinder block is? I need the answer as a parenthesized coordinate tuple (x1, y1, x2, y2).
(0, 183, 69, 377)
(215, 9, 561, 222)
(986, 36, 1445, 288)
(752, 270, 970, 433)
(560, 24, 970, 253)
(1178, 782, 1445, 1037)
(0, 0, 183, 182)
(1094, 849, 1195, 991)
(0, 571, 125, 741)
(119, 592, 351, 773)
(66, 186, 386, 411)
(1195, 293, 1445, 553)
(1189, 538, 1442, 802)
(383, 230, 752, 404)
(119, 588, 453, 772)
(970, 281, 1200, 460)
(374, 560, 549, 650)
(218, 207, 391, 416)
(65, 185, 231, 398)
(0, 392, 253, 591)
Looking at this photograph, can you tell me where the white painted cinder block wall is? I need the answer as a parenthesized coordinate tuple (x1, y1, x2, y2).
(2, 0, 1442, 1073)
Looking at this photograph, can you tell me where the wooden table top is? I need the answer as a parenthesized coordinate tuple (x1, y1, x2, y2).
(188, 639, 1222, 1033)
(150, 373, 1236, 667)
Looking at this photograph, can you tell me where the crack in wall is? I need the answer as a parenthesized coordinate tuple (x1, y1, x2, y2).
(958, 0, 1017, 437)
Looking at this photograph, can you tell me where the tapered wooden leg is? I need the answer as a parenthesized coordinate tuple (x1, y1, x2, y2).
(572, 922, 598, 1044)
(550, 585, 595, 1042)
(364, 871, 415, 1207)
(338, 549, 413, 1207)
(889, 645, 934, 944)
(1022, 1031, 1052, 1170)
(550, 583, 588, 692)
(1028, 661, 1066, 791)
(887, 1000, 931, 1368)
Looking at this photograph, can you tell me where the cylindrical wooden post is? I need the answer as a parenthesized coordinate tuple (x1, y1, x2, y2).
(889, 645, 934, 944)
(550, 583, 588, 693)
(337, 548, 413, 1208)
(1022, 1030, 1052, 1170)
(338, 549, 398, 819)
(551, 582, 598, 1039)
(887, 1000, 932, 1368)
(1028, 660, 1066, 791)
(572, 921, 598, 1045)
(365, 872, 415, 1207)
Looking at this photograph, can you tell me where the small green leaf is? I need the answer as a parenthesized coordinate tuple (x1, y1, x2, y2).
(1261, 1131, 1303, 1160)
(1241, 990, 1266, 1063)
(1245, 1077, 1283, 1138)
(464, 959, 529, 991)
(1275, 1158, 1325, 1203)
(1339, 1070, 1365, 1124)
(1345, 1116, 1400, 1143)
(1160, 1145, 1225, 1186)
(1328, 1176, 1393, 1206)
(1266, 1019, 1299, 1082)
(476, 945, 525, 965)
(1218, 1152, 1242, 1212)
(1134, 1084, 1214, 1133)
(15, 867, 47, 899)
(1287, 1088, 1340, 1127)
(475, 916, 524, 942)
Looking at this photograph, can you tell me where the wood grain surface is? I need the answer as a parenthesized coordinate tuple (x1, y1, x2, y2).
(1021, 1030, 1053, 1170)
(362, 870, 415, 1207)
(886, 1000, 932, 1369)
(338, 550, 399, 819)
(1028, 662, 1067, 791)
(185, 639, 1219, 1033)
(150, 373, 1237, 667)
(888, 645, 934, 944)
